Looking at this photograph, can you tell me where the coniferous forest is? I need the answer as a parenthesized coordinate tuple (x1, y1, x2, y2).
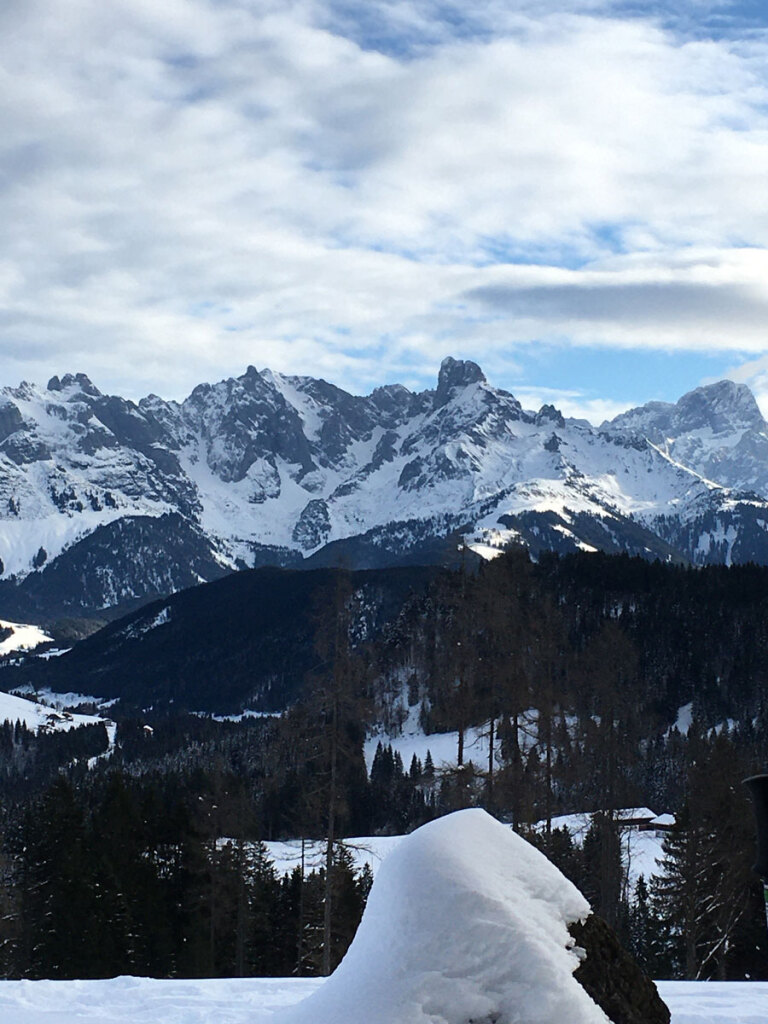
(1, 549, 768, 982)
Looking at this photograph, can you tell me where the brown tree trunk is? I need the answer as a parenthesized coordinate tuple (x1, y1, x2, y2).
(322, 688, 338, 977)
(487, 716, 495, 810)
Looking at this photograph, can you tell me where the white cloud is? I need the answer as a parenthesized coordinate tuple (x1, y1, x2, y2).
(721, 353, 768, 420)
(510, 386, 634, 425)
(464, 247, 768, 351)
(0, 1, 766, 399)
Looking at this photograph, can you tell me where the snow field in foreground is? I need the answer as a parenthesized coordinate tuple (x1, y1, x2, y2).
(0, 978, 765, 1023)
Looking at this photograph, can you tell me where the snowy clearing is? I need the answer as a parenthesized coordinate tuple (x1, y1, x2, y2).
(536, 810, 670, 891)
(364, 723, 489, 773)
(262, 835, 404, 877)
(0, 689, 111, 735)
(200, 710, 282, 723)
(364, 706, 574, 776)
(263, 808, 668, 897)
(10, 686, 114, 710)
(0, 620, 52, 657)
(257, 808, 667, 892)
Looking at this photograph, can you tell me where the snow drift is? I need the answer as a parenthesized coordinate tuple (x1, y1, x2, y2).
(279, 808, 609, 1024)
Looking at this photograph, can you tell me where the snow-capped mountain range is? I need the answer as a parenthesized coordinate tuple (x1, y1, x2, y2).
(2, 357, 768, 616)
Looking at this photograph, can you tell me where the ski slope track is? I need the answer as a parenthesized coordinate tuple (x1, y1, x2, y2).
(3, 362, 768, 615)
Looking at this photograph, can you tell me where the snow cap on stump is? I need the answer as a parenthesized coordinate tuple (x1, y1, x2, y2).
(279, 808, 611, 1024)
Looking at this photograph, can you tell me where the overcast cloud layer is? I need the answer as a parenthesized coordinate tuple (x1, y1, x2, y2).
(1, 0, 767, 419)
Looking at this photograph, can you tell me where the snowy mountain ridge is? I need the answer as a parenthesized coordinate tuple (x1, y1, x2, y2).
(2, 359, 768, 615)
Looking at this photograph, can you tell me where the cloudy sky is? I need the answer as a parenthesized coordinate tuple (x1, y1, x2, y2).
(1, 0, 768, 421)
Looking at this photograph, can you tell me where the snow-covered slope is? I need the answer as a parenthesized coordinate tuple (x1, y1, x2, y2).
(0, 619, 52, 657)
(0, 688, 108, 734)
(3, 361, 768, 615)
(0, 620, 112, 731)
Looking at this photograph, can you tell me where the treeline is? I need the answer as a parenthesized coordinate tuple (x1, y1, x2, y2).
(0, 772, 370, 980)
(0, 719, 109, 799)
(2, 727, 763, 982)
(533, 725, 768, 982)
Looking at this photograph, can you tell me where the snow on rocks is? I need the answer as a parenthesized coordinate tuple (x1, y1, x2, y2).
(278, 808, 609, 1024)
(5, 363, 768, 618)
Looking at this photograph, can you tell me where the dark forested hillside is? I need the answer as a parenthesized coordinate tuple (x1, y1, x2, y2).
(8, 564, 438, 712)
(12, 549, 768, 727)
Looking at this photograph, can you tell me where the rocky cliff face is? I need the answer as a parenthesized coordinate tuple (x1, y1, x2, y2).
(1, 359, 768, 616)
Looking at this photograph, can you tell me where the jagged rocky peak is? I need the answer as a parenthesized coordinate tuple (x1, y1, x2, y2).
(7, 358, 768, 620)
(138, 394, 186, 447)
(369, 382, 415, 425)
(240, 364, 267, 391)
(46, 372, 101, 397)
(535, 403, 566, 428)
(182, 365, 317, 483)
(675, 380, 765, 434)
(433, 356, 486, 409)
(0, 400, 24, 443)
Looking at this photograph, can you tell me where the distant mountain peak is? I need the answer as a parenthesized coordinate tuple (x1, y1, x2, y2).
(434, 357, 486, 409)
(606, 378, 766, 437)
(46, 373, 101, 397)
(3, 361, 768, 618)
(677, 380, 765, 433)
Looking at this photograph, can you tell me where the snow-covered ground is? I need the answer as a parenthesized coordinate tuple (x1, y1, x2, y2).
(263, 835, 404, 877)
(0, 619, 53, 657)
(364, 705, 578, 776)
(0, 975, 318, 1023)
(658, 983, 768, 1023)
(365, 721, 490, 773)
(0, 688, 112, 735)
(0, 963, 765, 1022)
